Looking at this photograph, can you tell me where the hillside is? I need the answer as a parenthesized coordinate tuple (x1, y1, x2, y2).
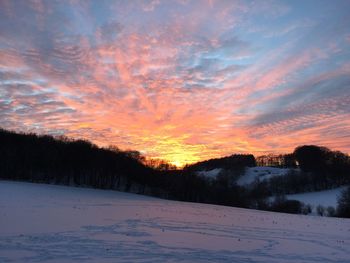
(237, 167, 297, 186)
(1, 128, 350, 217)
(286, 187, 348, 213)
(1, 180, 349, 262)
(196, 166, 295, 185)
(0, 128, 158, 192)
(186, 154, 256, 171)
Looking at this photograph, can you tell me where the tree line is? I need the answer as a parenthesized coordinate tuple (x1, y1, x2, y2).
(0, 128, 248, 206)
(0, 128, 349, 217)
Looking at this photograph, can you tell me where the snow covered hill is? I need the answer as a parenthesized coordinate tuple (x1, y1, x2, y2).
(286, 187, 348, 212)
(237, 166, 296, 186)
(197, 166, 297, 186)
(1, 181, 349, 262)
(196, 168, 222, 178)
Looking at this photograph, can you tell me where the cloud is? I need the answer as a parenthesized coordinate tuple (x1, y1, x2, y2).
(1, 0, 350, 165)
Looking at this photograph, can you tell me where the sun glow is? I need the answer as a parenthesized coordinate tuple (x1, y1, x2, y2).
(167, 154, 197, 168)
(150, 141, 204, 168)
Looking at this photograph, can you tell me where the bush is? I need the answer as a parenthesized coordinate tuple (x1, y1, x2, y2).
(301, 204, 312, 215)
(316, 205, 326, 216)
(326, 206, 336, 217)
(270, 196, 303, 214)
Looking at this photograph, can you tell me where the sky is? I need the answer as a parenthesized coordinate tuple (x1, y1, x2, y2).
(1, 0, 350, 166)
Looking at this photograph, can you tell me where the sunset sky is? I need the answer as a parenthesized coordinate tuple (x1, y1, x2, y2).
(1, 0, 350, 166)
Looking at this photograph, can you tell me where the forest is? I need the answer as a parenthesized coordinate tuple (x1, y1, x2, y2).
(1, 128, 349, 217)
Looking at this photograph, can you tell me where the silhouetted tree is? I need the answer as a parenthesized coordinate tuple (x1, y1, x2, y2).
(317, 205, 325, 216)
(294, 145, 329, 173)
(337, 186, 350, 218)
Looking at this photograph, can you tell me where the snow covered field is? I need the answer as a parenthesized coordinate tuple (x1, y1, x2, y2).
(286, 187, 348, 211)
(1, 181, 350, 263)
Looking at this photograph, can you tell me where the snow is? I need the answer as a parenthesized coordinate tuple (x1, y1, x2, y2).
(1, 180, 350, 263)
(286, 186, 348, 210)
(237, 166, 296, 186)
(196, 166, 294, 184)
(196, 168, 222, 178)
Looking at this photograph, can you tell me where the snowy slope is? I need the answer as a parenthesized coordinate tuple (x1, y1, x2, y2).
(196, 166, 294, 184)
(237, 166, 296, 186)
(287, 186, 348, 210)
(196, 168, 222, 178)
(1, 180, 350, 263)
